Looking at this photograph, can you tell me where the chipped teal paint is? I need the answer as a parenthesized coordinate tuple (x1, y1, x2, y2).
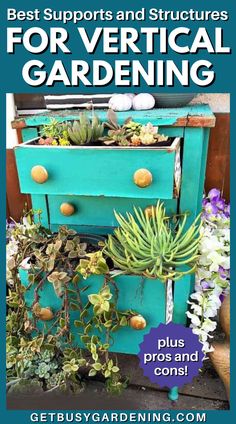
(14, 146, 176, 199)
(177, 127, 211, 299)
(197, 128, 210, 211)
(22, 127, 39, 142)
(19, 269, 166, 355)
(180, 127, 208, 223)
(21, 104, 214, 128)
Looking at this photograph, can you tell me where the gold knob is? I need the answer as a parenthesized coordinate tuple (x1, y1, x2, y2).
(130, 315, 147, 330)
(60, 203, 75, 216)
(144, 205, 155, 218)
(133, 168, 153, 188)
(31, 165, 48, 184)
(32, 303, 54, 321)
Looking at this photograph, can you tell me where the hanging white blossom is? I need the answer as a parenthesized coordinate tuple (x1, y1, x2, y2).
(187, 189, 230, 356)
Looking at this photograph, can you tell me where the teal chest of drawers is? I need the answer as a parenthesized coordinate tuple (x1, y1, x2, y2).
(14, 105, 215, 232)
(14, 105, 215, 400)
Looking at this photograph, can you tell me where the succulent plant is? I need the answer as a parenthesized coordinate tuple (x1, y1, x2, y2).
(76, 251, 109, 279)
(67, 113, 104, 145)
(104, 202, 202, 281)
(101, 110, 168, 146)
(39, 119, 70, 145)
(62, 358, 79, 374)
(88, 286, 113, 315)
(104, 108, 125, 131)
(47, 271, 71, 297)
(64, 236, 87, 259)
(35, 362, 51, 379)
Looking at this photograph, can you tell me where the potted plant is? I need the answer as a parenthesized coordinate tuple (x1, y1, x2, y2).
(28, 110, 171, 148)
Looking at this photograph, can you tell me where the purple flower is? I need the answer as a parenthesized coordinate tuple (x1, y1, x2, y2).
(202, 189, 230, 224)
(219, 294, 225, 303)
(224, 204, 230, 218)
(204, 202, 218, 215)
(6, 219, 15, 230)
(201, 280, 211, 290)
(215, 198, 225, 211)
(219, 266, 228, 280)
(208, 188, 221, 202)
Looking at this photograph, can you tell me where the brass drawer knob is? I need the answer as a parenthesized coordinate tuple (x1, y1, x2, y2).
(60, 203, 75, 216)
(130, 315, 147, 330)
(133, 168, 153, 188)
(144, 205, 155, 218)
(31, 165, 48, 184)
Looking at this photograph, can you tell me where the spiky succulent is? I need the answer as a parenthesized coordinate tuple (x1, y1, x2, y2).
(67, 113, 104, 145)
(104, 202, 201, 281)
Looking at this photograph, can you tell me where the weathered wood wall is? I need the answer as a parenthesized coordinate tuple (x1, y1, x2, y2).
(6, 112, 230, 221)
(205, 113, 230, 200)
(6, 149, 31, 221)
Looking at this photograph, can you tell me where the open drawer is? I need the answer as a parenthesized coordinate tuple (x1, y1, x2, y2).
(14, 138, 181, 200)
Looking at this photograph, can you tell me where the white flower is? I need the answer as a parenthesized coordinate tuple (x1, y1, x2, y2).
(220, 256, 230, 270)
(189, 304, 203, 316)
(200, 235, 223, 253)
(201, 319, 217, 333)
(205, 251, 226, 272)
(7, 239, 18, 257)
(202, 342, 215, 354)
(186, 312, 201, 326)
(196, 268, 212, 280)
(190, 292, 204, 302)
(186, 196, 230, 356)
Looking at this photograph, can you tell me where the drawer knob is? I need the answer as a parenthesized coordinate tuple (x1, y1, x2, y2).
(31, 165, 48, 184)
(130, 315, 147, 330)
(133, 168, 153, 188)
(60, 203, 75, 216)
(145, 205, 155, 218)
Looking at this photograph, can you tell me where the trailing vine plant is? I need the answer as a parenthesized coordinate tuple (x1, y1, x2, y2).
(6, 212, 132, 394)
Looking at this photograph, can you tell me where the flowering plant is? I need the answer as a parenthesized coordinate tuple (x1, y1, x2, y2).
(187, 189, 230, 356)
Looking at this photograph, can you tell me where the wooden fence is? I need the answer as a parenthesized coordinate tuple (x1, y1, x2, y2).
(205, 113, 230, 200)
(6, 113, 230, 221)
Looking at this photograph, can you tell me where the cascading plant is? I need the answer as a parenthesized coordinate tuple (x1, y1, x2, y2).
(6, 213, 130, 395)
(104, 201, 202, 281)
